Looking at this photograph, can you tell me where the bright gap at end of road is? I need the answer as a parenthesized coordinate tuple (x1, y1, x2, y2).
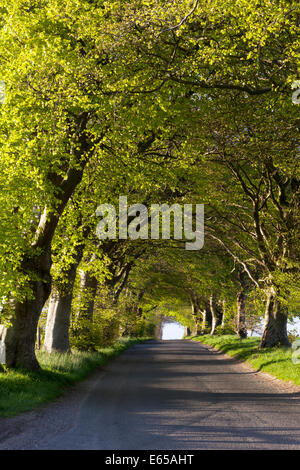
(161, 321, 185, 340)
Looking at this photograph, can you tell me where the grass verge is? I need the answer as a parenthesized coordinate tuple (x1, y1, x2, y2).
(0, 337, 151, 418)
(187, 334, 300, 387)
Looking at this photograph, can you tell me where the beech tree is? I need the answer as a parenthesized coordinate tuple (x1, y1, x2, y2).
(109, 0, 299, 346)
(186, 93, 299, 347)
(0, 1, 112, 369)
(0, 0, 179, 368)
(0, 0, 299, 371)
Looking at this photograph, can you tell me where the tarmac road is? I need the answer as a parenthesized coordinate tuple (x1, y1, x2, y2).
(1, 339, 300, 450)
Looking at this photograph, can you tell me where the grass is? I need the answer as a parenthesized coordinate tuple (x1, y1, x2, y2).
(187, 334, 300, 387)
(0, 337, 150, 418)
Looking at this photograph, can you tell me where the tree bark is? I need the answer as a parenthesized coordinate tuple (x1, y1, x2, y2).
(236, 270, 248, 339)
(44, 286, 75, 354)
(210, 294, 222, 335)
(201, 301, 212, 333)
(190, 319, 199, 336)
(188, 290, 203, 335)
(221, 300, 226, 329)
(0, 250, 51, 370)
(154, 315, 163, 340)
(236, 289, 248, 338)
(73, 270, 98, 351)
(36, 327, 41, 350)
(259, 290, 290, 348)
(44, 246, 85, 353)
(0, 118, 91, 370)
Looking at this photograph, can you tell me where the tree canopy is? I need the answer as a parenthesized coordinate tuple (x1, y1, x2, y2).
(0, 0, 299, 370)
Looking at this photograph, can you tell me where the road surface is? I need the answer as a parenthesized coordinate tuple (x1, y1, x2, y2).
(1, 339, 300, 449)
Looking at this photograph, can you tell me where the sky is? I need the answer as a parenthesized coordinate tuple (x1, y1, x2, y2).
(161, 317, 300, 341)
(290, 318, 300, 336)
(162, 321, 186, 340)
(250, 318, 300, 337)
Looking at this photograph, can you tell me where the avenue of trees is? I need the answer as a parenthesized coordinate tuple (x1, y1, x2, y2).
(0, 0, 299, 371)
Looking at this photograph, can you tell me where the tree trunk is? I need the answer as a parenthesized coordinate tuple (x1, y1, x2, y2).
(73, 270, 98, 351)
(0, 158, 90, 368)
(221, 300, 226, 328)
(235, 270, 248, 338)
(188, 291, 202, 335)
(190, 319, 198, 336)
(44, 289, 74, 353)
(44, 247, 84, 353)
(0, 250, 51, 370)
(112, 262, 134, 305)
(190, 297, 199, 336)
(36, 327, 41, 350)
(0, 115, 92, 370)
(259, 290, 290, 348)
(236, 290, 247, 339)
(210, 294, 222, 335)
(76, 270, 98, 321)
(155, 315, 163, 340)
(201, 302, 212, 333)
(236, 271, 248, 338)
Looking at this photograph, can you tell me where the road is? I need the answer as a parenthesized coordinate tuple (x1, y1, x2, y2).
(1, 339, 300, 449)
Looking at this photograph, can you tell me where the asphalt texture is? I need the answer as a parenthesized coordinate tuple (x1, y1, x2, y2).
(1, 339, 300, 450)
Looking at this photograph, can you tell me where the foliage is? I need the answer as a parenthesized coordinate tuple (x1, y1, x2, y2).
(0, 0, 299, 369)
(214, 325, 236, 336)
